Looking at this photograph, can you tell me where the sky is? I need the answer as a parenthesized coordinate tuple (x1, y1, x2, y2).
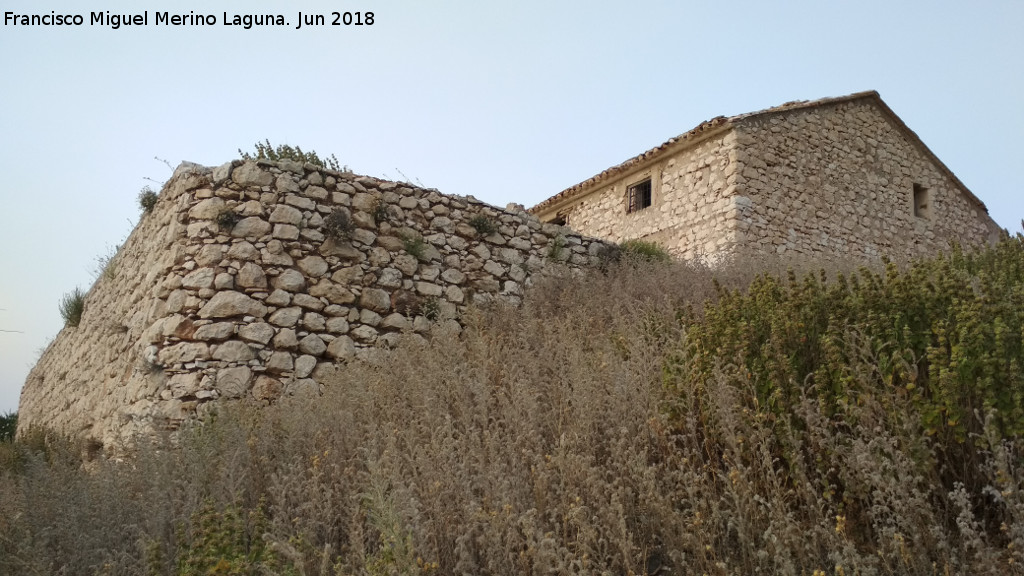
(1, 0, 1022, 413)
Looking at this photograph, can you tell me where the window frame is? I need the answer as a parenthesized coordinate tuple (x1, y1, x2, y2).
(626, 178, 653, 214)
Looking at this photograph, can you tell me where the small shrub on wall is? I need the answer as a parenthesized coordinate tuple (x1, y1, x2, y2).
(239, 139, 342, 171)
(59, 287, 85, 327)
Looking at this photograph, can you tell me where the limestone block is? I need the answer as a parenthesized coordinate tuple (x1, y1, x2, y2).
(273, 269, 307, 292)
(196, 244, 227, 267)
(194, 322, 235, 341)
(232, 163, 273, 187)
(189, 198, 227, 220)
(214, 273, 234, 290)
(276, 174, 300, 194)
(227, 241, 259, 261)
(182, 268, 216, 289)
(381, 313, 410, 330)
(273, 328, 299, 350)
(416, 282, 443, 297)
(266, 289, 291, 306)
(199, 291, 268, 319)
(309, 280, 355, 304)
(360, 288, 392, 313)
(377, 268, 403, 288)
(266, 351, 294, 374)
(297, 256, 329, 277)
(269, 307, 302, 328)
(445, 285, 465, 303)
(393, 255, 419, 276)
(350, 325, 378, 342)
(326, 335, 356, 360)
(217, 366, 253, 399)
(359, 309, 382, 326)
(231, 217, 272, 238)
(294, 355, 317, 378)
(302, 312, 326, 331)
(269, 204, 303, 225)
(168, 373, 201, 399)
(237, 262, 268, 289)
(285, 194, 316, 211)
(331, 266, 364, 285)
(158, 342, 210, 365)
(273, 224, 300, 240)
(376, 235, 405, 251)
(298, 334, 327, 356)
(238, 322, 274, 344)
(304, 185, 329, 200)
(293, 293, 325, 311)
(213, 341, 255, 362)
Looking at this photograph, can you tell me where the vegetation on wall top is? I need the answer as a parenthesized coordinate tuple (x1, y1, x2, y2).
(239, 139, 342, 172)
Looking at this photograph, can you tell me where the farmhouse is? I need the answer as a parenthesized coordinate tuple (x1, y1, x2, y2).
(530, 91, 1001, 261)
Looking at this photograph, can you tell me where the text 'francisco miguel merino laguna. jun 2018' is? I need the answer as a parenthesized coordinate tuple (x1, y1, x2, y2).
(3, 10, 375, 30)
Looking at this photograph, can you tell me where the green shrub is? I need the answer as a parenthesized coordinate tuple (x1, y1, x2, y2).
(239, 139, 342, 171)
(546, 235, 566, 260)
(92, 245, 119, 281)
(216, 209, 243, 231)
(59, 287, 85, 327)
(371, 198, 388, 224)
(0, 412, 15, 443)
(620, 239, 671, 262)
(401, 233, 428, 261)
(666, 235, 1024, 496)
(419, 296, 440, 321)
(468, 215, 497, 236)
(138, 186, 158, 213)
(323, 209, 354, 241)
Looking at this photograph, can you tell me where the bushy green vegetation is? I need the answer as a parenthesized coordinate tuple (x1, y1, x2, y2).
(620, 238, 672, 262)
(0, 412, 15, 443)
(323, 209, 354, 241)
(3, 237, 1024, 574)
(239, 139, 342, 172)
(58, 287, 85, 327)
(468, 214, 498, 236)
(138, 186, 158, 213)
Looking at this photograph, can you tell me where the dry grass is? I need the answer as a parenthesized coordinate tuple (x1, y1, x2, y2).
(1, 253, 1021, 575)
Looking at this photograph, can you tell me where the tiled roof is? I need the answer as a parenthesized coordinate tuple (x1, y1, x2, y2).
(529, 91, 987, 215)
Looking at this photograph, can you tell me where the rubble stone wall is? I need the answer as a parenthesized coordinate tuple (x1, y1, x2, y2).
(19, 160, 610, 446)
(731, 99, 1001, 259)
(550, 130, 743, 261)
(536, 100, 999, 261)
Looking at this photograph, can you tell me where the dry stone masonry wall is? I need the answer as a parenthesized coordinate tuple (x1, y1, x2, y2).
(731, 99, 999, 259)
(19, 160, 611, 446)
(539, 95, 999, 262)
(559, 130, 741, 261)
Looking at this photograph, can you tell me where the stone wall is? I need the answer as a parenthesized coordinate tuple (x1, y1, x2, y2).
(554, 130, 742, 261)
(731, 99, 1000, 259)
(533, 95, 1000, 262)
(19, 160, 610, 446)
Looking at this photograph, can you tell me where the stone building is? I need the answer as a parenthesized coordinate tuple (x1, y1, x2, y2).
(530, 91, 1001, 261)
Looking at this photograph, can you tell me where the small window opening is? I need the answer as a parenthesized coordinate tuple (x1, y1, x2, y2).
(913, 184, 931, 219)
(548, 214, 567, 226)
(627, 179, 652, 213)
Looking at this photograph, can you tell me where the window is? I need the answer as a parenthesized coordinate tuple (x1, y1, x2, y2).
(913, 184, 931, 219)
(627, 178, 652, 213)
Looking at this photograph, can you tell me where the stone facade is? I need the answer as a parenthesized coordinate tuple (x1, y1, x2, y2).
(531, 91, 1001, 261)
(19, 160, 610, 446)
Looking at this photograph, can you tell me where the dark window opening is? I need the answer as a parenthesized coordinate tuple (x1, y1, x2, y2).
(913, 184, 931, 219)
(627, 179, 652, 213)
(549, 214, 567, 226)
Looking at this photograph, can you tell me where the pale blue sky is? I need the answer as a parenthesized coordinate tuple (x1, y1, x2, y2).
(1, 0, 1022, 412)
